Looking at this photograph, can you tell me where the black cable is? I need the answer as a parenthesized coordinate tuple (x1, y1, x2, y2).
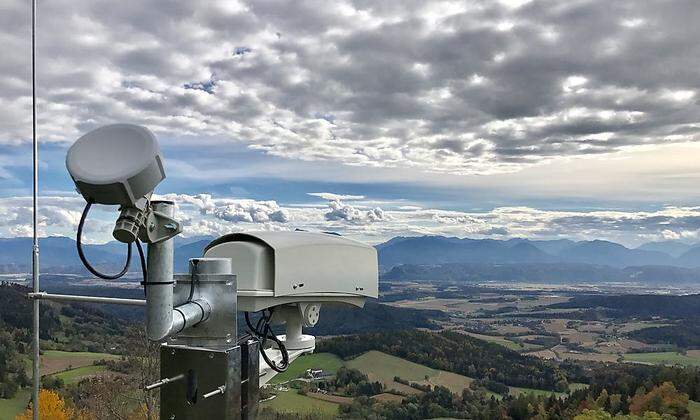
(135, 239, 147, 297)
(187, 270, 197, 303)
(245, 310, 289, 372)
(77, 200, 131, 279)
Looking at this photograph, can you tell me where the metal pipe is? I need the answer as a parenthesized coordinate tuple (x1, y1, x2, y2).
(171, 299, 212, 334)
(202, 385, 226, 399)
(146, 201, 175, 341)
(31, 0, 40, 417)
(144, 373, 185, 391)
(28, 292, 146, 306)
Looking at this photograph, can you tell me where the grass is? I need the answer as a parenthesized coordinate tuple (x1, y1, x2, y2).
(509, 386, 566, 398)
(261, 389, 339, 416)
(689, 400, 700, 420)
(623, 352, 700, 367)
(270, 352, 344, 384)
(0, 389, 30, 420)
(346, 350, 438, 382)
(263, 349, 572, 415)
(42, 350, 117, 359)
(0, 351, 118, 420)
(40, 350, 119, 375)
(464, 332, 524, 351)
(50, 365, 110, 384)
(346, 351, 474, 394)
(568, 383, 589, 393)
(429, 371, 474, 394)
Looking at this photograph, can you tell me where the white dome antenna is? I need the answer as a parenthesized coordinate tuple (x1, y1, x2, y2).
(66, 123, 165, 207)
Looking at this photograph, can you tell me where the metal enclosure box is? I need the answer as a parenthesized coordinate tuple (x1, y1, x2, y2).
(204, 231, 379, 311)
(160, 345, 241, 420)
(159, 341, 259, 420)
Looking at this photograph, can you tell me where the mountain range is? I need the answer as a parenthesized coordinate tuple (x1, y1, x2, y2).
(2, 234, 700, 277)
(376, 236, 700, 269)
(0, 235, 215, 274)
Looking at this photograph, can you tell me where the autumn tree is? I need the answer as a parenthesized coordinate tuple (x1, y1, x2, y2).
(629, 382, 689, 419)
(16, 389, 73, 420)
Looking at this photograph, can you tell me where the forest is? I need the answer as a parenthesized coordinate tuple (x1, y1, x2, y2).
(316, 329, 572, 391)
(0, 283, 133, 400)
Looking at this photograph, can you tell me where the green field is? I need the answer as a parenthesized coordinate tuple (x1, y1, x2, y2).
(346, 350, 439, 382)
(50, 365, 110, 384)
(346, 351, 476, 394)
(41, 350, 119, 375)
(270, 352, 344, 384)
(689, 400, 700, 420)
(568, 383, 589, 393)
(509, 386, 566, 398)
(42, 350, 117, 358)
(0, 351, 118, 420)
(623, 352, 700, 367)
(261, 390, 339, 416)
(464, 332, 525, 351)
(0, 389, 30, 420)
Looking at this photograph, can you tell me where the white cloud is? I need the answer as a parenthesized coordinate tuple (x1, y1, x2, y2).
(0, 196, 85, 238)
(307, 192, 364, 201)
(324, 199, 388, 224)
(3, 194, 700, 247)
(2, 0, 699, 176)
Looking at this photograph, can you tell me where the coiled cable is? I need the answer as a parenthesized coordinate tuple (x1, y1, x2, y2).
(77, 200, 131, 279)
(245, 309, 289, 372)
(76, 200, 148, 295)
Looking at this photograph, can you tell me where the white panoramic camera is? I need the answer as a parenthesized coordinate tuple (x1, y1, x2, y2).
(63, 123, 379, 392)
(204, 231, 378, 311)
(204, 231, 377, 370)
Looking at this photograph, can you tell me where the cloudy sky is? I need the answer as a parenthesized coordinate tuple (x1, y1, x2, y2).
(2, 0, 700, 246)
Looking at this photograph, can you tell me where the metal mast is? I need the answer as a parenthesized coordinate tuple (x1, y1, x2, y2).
(31, 0, 40, 417)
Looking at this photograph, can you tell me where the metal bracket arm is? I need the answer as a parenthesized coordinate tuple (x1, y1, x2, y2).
(28, 292, 146, 306)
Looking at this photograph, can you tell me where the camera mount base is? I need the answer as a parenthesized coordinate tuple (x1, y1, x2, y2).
(159, 340, 259, 420)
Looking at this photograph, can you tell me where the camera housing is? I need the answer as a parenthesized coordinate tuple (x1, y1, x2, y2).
(204, 231, 379, 312)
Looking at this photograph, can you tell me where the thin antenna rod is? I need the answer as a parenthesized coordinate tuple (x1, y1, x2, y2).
(31, 0, 40, 417)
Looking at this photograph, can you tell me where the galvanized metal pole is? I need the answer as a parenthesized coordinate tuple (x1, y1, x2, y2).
(31, 0, 40, 417)
(146, 201, 176, 341)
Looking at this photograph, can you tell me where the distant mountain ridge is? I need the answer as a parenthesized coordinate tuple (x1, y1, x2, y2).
(0, 235, 214, 274)
(2, 234, 700, 276)
(376, 235, 700, 269)
(383, 263, 700, 284)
